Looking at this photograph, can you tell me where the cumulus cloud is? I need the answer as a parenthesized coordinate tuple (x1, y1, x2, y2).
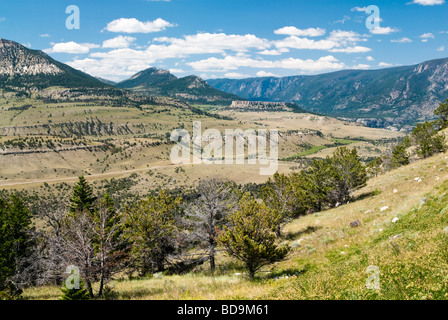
(366, 56, 375, 61)
(379, 62, 393, 67)
(256, 71, 279, 77)
(274, 26, 326, 37)
(45, 41, 100, 54)
(370, 27, 399, 35)
(187, 55, 345, 73)
(102, 36, 136, 48)
(223, 72, 252, 79)
(154, 33, 270, 53)
(410, 0, 445, 5)
(67, 33, 271, 79)
(420, 33, 435, 42)
(258, 49, 289, 56)
(105, 18, 175, 33)
(437, 45, 445, 51)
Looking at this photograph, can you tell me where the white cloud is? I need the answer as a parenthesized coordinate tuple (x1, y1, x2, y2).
(154, 33, 271, 53)
(437, 45, 445, 51)
(351, 7, 367, 12)
(105, 18, 175, 33)
(370, 27, 399, 35)
(45, 41, 100, 54)
(420, 33, 435, 42)
(275, 36, 338, 50)
(391, 37, 413, 43)
(258, 49, 289, 56)
(40, 34, 50, 38)
(256, 71, 278, 77)
(102, 36, 136, 48)
(224, 72, 252, 79)
(330, 46, 371, 53)
(366, 56, 375, 61)
(169, 68, 185, 74)
(379, 62, 393, 67)
(67, 33, 271, 79)
(352, 64, 370, 70)
(410, 0, 445, 5)
(188, 55, 345, 73)
(274, 26, 326, 37)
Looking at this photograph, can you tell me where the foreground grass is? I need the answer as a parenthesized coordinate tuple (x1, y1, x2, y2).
(23, 151, 448, 300)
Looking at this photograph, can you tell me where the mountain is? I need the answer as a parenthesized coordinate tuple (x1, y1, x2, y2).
(117, 68, 244, 105)
(0, 38, 107, 89)
(208, 58, 448, 130)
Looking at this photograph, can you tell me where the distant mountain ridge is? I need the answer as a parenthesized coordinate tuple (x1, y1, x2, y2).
(208, 58, 448, 130)
(0, 38, 107, 89)
(117, 68, 244, 105)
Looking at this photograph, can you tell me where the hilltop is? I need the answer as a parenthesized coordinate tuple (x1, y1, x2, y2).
(0, 39, 107, 89)
(117, 68, 244, 105)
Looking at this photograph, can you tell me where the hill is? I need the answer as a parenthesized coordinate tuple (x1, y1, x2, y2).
(208, 57, 448, 130)
(0, 38, 107, 89)
(117, 68, 244, 105)
(22, 137, 448, 300)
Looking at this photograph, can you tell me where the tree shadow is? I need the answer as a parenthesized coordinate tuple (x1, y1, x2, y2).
(283, 226, 321, 240)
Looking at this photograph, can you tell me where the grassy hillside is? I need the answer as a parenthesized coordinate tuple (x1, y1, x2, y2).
(0, 91, 401, 192)
(22, 145, 448, 300)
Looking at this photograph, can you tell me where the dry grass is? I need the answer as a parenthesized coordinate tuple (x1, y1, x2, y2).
(22, 150, 448, 300)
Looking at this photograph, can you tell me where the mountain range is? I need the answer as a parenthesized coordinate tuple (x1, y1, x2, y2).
(208, 58, 448, 129)
(1, 37, 448, 130)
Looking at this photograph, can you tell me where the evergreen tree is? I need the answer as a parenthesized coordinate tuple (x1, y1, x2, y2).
(300, 159, 335, 212)
(329, 147, 367, 204)
(411, 121, 446, 158)
(218, 193, 290, 279)
(0, 195, 32, 297)
(69, 176, 97, 215)
(261, 172, 308, 236)
(124, 190, 182, 275)
(434, 98, 448, 128)
(60, 278, 91, 300)
(366, 157, 383, 177)
(390, 138, 411, 169)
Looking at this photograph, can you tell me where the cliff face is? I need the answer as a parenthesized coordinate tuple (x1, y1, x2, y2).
(0, 39, 63, 76)
(208, 58, 448, 129)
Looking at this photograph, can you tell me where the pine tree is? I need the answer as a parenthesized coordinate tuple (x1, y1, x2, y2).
(411, 121, 446, 158)
(300, 159, 335, 212)
(69, 176, 97, 215)
(329, 147, 367, 204)
(60, 278, 91, 300)
(0, 195, 32, 297)
(124, 190, 182, 275)
(390, 138, 411, 169)
(218, 193, 290, 279)
(261, 172, 308, 236)
(434, 98, 448, 128)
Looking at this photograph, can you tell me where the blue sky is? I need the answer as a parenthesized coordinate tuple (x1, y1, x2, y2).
(0, 0, 447, 81)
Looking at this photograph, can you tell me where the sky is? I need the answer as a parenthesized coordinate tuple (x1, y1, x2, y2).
(0, 0, 447, 82)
